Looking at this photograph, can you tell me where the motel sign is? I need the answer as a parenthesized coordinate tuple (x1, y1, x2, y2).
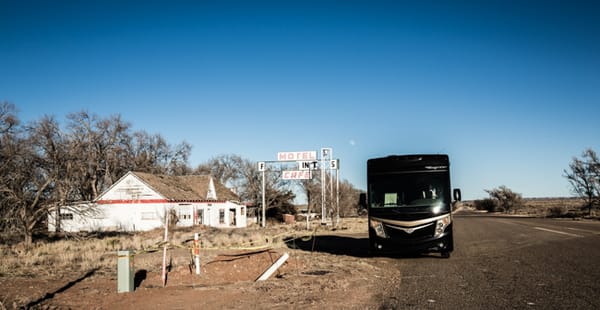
(257, 148, 339, 228)
(277, 151, 317, 161)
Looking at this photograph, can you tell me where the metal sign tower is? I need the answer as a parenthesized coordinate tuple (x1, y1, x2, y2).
(258, 148, 339, 228)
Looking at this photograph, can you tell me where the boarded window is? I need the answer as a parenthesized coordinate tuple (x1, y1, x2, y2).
(197, 210, 204, 224)
(219, 209, 225, 224)
(229, 208, 236, 226)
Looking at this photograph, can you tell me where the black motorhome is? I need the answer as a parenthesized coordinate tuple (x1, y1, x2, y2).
(366, 154, 461, 258)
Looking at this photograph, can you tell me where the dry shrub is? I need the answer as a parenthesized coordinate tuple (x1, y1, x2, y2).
(547, 206, 567, 218)
(0, 218, 369, 278)
(473, 198, 498, 212)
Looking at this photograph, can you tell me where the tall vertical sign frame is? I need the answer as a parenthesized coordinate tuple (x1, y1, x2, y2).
(258, 147, 338, 228)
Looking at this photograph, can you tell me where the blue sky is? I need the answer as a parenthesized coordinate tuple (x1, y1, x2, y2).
(1, 0, 599, 200)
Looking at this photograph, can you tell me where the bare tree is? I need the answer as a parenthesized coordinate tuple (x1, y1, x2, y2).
(30, 116, 66, 232)
(337, 179, 362, 217)
(249, 162, 296, 220)
(299, 177, 321, 218)
(195, 154, 245, 191)
(0, 103, 21, 234)
(31, 116, 97, 232)
(66, 111, 104, 201)
(66, 112, 184, 198)
(94, 114, 133, 185)
(236, 158, 263, 204)
(0, 117, 57, 245)
(299, 170, 362, 220)
(166, 141, 192, 175)
(131, 130, 165, 174)
(130, 130, 191, 175)
(0, 102, 18, 134)
(564, 148, 600, 216)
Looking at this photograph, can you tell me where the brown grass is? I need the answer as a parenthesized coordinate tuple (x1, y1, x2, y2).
(0, 218, 368, 278)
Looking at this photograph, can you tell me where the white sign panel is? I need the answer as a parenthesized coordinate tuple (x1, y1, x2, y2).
(282, 170, 312, 180)
(277, 151, 317, 161)
(321, 148, 332, 159)
(258, 161, 266, 172)
(330, 159, 339, 170)
(298, 161, 318, 171)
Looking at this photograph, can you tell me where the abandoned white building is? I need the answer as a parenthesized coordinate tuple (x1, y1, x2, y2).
(48, 171, 247, 232)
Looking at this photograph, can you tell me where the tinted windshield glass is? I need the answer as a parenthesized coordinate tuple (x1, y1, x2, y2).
(369, 172, 449, 208)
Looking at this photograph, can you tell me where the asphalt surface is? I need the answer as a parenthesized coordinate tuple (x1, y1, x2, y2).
(374, 211, 600, 309)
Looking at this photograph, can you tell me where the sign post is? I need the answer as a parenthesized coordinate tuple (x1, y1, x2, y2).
(320, 148, 332, 225)
(258, 162, 266, 228)
(331, 159, 340, 226)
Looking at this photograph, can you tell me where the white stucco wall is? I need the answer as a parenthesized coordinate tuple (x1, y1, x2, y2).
(49, 201, 247, 232)
(48, 172, 247, 232)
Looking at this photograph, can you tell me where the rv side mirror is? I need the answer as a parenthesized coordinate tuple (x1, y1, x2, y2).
(453, 189, 462, 202)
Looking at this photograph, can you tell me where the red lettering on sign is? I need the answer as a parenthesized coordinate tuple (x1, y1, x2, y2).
(277, 151, 317, 161)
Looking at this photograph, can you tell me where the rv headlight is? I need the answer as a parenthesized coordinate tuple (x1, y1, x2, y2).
(434, 215, 451, 237)
(432, 202, 443, 214)
(370, 219, 388, 239)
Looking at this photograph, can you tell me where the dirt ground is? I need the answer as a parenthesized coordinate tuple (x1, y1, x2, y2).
(0, 220, 402, 309)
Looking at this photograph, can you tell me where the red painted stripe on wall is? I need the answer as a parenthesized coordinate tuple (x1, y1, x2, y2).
(97, 199, 230, 204)
(97, 199, 169, 204)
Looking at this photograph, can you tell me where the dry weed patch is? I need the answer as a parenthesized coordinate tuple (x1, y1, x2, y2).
(0, 218, 368, 279)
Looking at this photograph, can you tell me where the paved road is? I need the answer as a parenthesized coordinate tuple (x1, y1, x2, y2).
(376, 212, 600, 309)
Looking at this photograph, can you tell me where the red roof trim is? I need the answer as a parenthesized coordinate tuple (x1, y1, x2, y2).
(170, 199, 229, 203)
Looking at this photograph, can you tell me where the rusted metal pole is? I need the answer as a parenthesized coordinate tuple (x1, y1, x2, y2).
(194, 232, 200, 275)
(162, 219, 168, 287)
(262, 169, 266, 228)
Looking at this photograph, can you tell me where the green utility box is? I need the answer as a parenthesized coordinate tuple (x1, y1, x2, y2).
(117, 250, 134, 293)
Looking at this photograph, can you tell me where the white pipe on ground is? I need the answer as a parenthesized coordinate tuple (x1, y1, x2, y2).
(256, 252, 289, 281)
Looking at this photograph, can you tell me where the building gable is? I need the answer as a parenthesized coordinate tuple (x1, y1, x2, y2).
(96, 172, 166, 203)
